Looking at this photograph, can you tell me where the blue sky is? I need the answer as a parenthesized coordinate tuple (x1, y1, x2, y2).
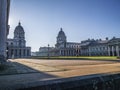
(8, 0, 120, 51)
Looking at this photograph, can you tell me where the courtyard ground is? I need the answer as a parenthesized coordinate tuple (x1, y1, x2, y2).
(0, 59, 120, 89)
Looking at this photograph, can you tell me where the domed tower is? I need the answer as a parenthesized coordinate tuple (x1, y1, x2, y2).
(57, 28, 67, 44)
(14, 22, 26, 47)
(56, 28, 67, 49)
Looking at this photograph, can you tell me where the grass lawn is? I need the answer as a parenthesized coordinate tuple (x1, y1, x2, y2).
(31, 56, 118, 60)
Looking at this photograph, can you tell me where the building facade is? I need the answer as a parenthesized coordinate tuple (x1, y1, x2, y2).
(0, 0, 10, 62)
(107, 37, 120, 57)
(36, 28, 120, 57)
(7, 22, 31, 59)
(36, 46, 57, 57)
(80, 38, 109, 56)
(56, 29, 120, 57)
(80, 37, 120, 57)
(55, 28, 81, 56)
(55, 29, 120, 57)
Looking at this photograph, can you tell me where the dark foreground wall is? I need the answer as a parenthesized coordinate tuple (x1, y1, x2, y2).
(5, 73, 120, 90)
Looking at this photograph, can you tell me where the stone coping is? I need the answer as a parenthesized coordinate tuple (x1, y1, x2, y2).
(2, 73, 120, 90)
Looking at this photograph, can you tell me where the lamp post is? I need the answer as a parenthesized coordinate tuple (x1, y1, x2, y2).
(48, 44, 49, 59)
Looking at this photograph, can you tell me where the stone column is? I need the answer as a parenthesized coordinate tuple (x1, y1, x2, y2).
(25, 49, 27, 57)
(116, 46, 119, 57)
(67, 50, 69, 56)
(69, 50, 71, 56)
(21, 49, 23, 58)
(108, 46, 110, 56)
(67, 49, 68, 56)
(24, 49, 25, 57)
(65, 50, 66, 56)
(63, 50, 64, 56)
(89, 48, 91, 56)
(72, 50, 74, 56)
(68, 50, 70, 56)
(71, 50, 72, 56)
(112, 46, 114, 56)
(29, 50, 31, 57)
(17, 49, 19, 58)
(65, 50, 67, 56)
(27, 49, 30, 56)
(0, 0, 8, 62)
(60, 50, 62, 56)
(67, 50, 68, 56)
(11, 49, 14, 58)
(72, 50, 73, 56)
(79, 49, 80, 56)
(61, 50, 63, 56)
(70, 50, 71, 56)
(81, 50, 83, 56)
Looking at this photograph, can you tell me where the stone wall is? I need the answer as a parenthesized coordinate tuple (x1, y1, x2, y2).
(12, 73, 120, 90)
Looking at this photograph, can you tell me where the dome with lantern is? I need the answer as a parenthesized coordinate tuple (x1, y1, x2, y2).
(57, 28, 67, 44)
(14, 21, 25, 40)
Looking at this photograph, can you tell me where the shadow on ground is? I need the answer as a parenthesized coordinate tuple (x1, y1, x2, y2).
(0, 60, 58, 79)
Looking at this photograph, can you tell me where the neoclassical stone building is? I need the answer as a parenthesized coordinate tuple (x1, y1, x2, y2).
(80, 37, 120, 57)
(36, 28, 120, 57)
(80, 38, 109, 56)
(108, 37, 120, 56)
(35, 28, 81, 57)
(7, 22, 31, 59)
(56, 28, 120, 57)
(55, 28, 81, 56)
(36, 46, 57, 56)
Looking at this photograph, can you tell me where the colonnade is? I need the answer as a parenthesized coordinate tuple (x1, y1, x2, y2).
(108, 45, 120, 56)
(80, 45, 120, 56)
(8, 48, 31, 59)
(59, 49, 80, 56)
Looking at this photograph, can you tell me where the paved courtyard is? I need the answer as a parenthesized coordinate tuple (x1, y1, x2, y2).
(0, 59, 120, 89)
(9, 59, 120, 76)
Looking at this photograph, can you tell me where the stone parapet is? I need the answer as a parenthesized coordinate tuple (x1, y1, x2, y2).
(2, 73, 120, 90)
